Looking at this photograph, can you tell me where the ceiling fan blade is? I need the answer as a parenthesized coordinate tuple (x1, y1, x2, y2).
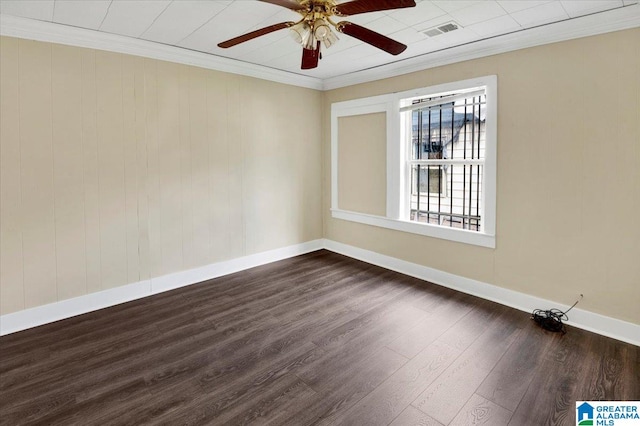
(218, 22, 294, 48)
(258, 0, 307, 12)
(334, 0, 416, 16)
(301, 41, 321, 70)
(337, 22, 407, 55)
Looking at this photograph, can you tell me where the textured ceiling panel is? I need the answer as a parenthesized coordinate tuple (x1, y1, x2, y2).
(560, 0, 624, 18)
(140, 0, 230, 45)
(468, 14, 521, 37)
(0, 0, 54, 21)
(53, 0, 111, 30)
(0, 0, 635, 80)
(510, 1, 569, 27)
(496, 1, 552, 14)
(99, 0, 171, 38)
(449, 1, 506, 27)
(388, 1, 446, 27)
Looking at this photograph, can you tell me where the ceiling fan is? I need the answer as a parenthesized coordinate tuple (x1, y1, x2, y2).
(217, 0, 417, 70)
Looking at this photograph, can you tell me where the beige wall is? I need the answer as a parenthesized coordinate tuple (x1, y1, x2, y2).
(2, 29, 638, 327)
(0, 36, 322, 315)
(323, 28, 640, 325)
(337, 113, 387, 216)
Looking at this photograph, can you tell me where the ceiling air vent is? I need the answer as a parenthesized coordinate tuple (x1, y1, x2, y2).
(423, 21, 461, 37)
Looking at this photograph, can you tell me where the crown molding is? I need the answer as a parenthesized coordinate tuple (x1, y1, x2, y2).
(0, 14, 324, 91)
(322, 3, 640, 90)
(1, 3, 639, 92)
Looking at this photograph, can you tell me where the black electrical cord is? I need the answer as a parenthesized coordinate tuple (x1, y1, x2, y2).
(531, 294, 583, 334)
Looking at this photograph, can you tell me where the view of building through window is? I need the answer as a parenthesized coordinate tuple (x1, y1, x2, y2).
(405, 90, 486, 231)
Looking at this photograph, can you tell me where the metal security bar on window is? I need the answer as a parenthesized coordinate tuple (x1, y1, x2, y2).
(406, 91, 486, 231)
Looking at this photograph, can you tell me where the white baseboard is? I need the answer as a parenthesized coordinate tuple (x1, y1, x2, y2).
(150, 239, 324, 294)
(0, 239, 323, 336)
(2, 237, 637, 346)
(0, 280, 152, 336)
(323, 239, 640, 347)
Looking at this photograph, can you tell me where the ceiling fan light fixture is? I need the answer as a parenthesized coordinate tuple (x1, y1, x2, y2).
(313, 18, 338, 48)
(313, 19, 330, 40)
(322, 30, 338, 49)
(289, 21, 311, 45)
(304, 31, 316, 50)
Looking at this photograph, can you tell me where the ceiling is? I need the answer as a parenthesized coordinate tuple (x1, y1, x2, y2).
(1, 0, 638, 83)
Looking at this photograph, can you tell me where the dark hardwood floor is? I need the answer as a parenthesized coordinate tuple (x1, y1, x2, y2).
(1, 250, 638, 425)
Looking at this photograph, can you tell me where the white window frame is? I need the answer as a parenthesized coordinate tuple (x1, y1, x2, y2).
(331, 75, 497, 248)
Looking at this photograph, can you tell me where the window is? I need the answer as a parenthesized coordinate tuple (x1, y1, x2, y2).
(331, 76, 496, 248)
(402, 89, 486, 231)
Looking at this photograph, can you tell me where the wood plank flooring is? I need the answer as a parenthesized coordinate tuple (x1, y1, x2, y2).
(0, 250, 638, 425)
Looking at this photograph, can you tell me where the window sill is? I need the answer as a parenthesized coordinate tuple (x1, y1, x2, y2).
(331, 209, 495, 248)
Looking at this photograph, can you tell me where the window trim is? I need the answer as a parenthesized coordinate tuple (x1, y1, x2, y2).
(330, 75, 497, 248)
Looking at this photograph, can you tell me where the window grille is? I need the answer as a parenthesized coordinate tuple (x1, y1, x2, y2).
(405, 90, 486, 231)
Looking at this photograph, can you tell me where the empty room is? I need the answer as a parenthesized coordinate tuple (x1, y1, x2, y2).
(0, 0, 638, 425)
